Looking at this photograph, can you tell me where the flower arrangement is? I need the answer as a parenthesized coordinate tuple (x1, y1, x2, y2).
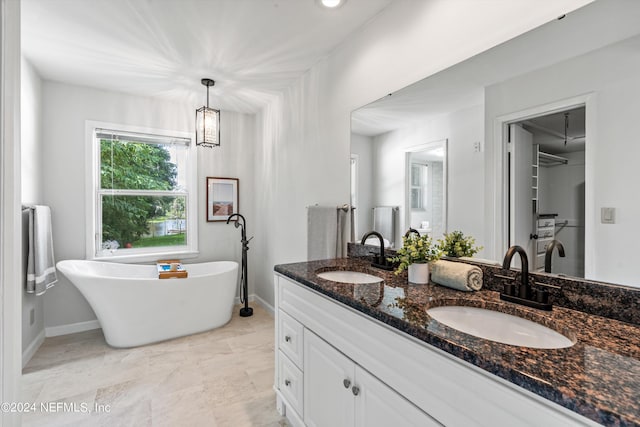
(390, 234, 442, 274)
(438, 230, 482, 258)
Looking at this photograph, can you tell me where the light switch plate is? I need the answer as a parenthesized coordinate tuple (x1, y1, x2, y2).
(601, 207, 615, 224)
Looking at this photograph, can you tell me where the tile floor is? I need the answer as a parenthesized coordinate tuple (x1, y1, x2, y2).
(22, 304, 287, 427)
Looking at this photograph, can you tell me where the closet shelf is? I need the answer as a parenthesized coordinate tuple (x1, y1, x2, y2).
(539, 151, 568, 166)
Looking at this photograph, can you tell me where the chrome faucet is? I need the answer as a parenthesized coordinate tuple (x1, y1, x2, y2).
(502, 245, 529, 299)
(544, 240, 565, 273)
(500, 245, 552, 310)
(361, 231, 393, 270)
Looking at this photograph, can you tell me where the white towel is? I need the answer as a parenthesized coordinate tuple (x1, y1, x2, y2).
(26, 205, 58, 295)
(373, 206, 397, 247)
(308, 206, 352, 260)
(431, 260, 483, 292)
(336, 208, 348, 258)
(308, 206, 338, 261)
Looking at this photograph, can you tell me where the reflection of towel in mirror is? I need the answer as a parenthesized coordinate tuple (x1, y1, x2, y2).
(431, 260, 483, 291)
(307, 206, 349, 261)
(26, 205, 58, 295)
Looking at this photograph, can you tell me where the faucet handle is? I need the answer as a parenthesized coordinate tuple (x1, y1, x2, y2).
(535, 288, 549, 304)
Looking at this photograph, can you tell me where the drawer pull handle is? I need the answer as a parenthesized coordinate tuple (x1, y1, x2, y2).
(284, 379, 291, 387)
(352, 386, 360, 396)
(284, 335, 291, 343)
(343, 379, 351, 388)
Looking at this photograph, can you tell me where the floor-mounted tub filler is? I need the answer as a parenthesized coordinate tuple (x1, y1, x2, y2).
(57, 260, 238, 347)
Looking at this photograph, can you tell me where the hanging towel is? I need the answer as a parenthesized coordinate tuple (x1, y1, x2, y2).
(431, 260, 483, 292)
(336, 207, 349, 258)
(308, 206, 336, 261)
(26, 205, 58, 295)
(373, 206, 397, 248)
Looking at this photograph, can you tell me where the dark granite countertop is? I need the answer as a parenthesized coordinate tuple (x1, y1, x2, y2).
(274, 257, 640, 427)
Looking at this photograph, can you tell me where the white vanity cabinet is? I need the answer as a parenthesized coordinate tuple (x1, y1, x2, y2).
(274, 273, 599, 427)
(303, 329, 439, 427)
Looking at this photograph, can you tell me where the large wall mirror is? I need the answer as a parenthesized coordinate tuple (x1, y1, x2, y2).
(350, 0, 640, 288)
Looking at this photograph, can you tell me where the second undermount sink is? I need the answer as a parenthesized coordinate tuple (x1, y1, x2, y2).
(316, 270, 383, 284)
(427, 306, 574, 349)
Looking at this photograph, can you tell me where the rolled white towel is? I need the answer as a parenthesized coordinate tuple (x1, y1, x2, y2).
(431, 260, 483, 291)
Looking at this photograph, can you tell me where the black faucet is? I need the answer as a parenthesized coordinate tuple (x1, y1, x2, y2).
(502, 245, 529, 299)
(404, 228, 421, 238)
(500, 245, 552, 310)
(361, 231, 393, 271)
(544, 240, 565, 273)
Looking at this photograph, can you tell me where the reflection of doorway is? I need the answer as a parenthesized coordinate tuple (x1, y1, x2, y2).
(508, 106, 585, 277)
(404, 140, 447, 241)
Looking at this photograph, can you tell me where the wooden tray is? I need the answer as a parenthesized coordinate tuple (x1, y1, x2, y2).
(157, 260, 188, 279)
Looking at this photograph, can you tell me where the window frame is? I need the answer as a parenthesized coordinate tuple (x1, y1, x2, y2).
(85, 121, 198, 263)
(410, 162, 428, 211)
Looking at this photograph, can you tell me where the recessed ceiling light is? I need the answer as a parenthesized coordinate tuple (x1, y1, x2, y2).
(319, 0, 344, 8)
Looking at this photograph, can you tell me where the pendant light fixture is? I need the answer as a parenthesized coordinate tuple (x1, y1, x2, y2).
(196, 78, 220, 148)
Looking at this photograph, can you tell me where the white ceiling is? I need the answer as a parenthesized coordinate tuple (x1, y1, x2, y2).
(351, 0, 640, 137)
(21, 0, 393, 113)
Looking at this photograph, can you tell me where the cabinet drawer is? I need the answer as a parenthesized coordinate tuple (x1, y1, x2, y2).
(537, 218, 555, 228)
(278, 350, 303, 416)
(537, 228, 554, 239)
(279, 309, 304, 369)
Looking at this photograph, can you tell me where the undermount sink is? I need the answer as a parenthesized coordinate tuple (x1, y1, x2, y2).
(427, 306, 574, 349)
(316, 270, 383, 284)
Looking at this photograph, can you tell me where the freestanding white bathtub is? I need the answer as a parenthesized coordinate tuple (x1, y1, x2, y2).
(56, 260, 238, 348)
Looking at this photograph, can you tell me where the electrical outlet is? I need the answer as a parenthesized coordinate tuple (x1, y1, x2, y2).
(473, 141, 482, 152)
(30, 308, 35, 326)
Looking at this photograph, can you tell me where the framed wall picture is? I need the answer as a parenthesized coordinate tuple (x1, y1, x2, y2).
(206, 177, 239, 222)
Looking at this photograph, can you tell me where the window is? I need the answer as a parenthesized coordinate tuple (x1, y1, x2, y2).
(87, 123, 197, 261)
(410, 163, 428, 210)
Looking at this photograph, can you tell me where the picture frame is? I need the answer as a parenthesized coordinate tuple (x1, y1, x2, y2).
(206, 177, 239, 222)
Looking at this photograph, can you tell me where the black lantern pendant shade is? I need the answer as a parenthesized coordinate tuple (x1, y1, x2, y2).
(196, 78, 220, 148)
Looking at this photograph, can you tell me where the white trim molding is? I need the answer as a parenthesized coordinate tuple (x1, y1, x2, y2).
(490, 93, 594, 265)
(45, 319, 101, 338)
(22, 330, 45, 368)
(1, 0, 23, 424)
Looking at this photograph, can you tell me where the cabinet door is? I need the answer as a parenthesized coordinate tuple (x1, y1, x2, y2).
(304, 329, 355, 427)
(355, 366, 442, 427)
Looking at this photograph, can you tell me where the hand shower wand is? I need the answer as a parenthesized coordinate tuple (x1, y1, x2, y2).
(226, 213, 253, 317)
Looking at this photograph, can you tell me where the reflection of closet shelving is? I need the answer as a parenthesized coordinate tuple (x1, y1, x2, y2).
(539, 151, 569, 166)
(532, 146, 540, 211)
(531, 145, 569, 212)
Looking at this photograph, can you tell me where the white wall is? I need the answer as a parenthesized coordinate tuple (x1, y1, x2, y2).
(485, 34, 640, 286)
(253, 0, 592, 306)
(541, 151, 585, 277)
(372, 105, 485, 250)
(350, 133, 373, 240)
(20, 58, 45, 360)
(2, 0, 24, 414)
(21, 59, 42, 204)
(41, 81, 256, 328)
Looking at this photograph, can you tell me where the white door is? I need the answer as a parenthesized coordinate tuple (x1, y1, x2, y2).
(304, 329, 355, 427)
(509, 124, 535, 267)
(354, 366, 442, 427)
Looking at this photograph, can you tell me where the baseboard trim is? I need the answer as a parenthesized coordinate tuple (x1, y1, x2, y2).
(22, 329, 45, 367)
(45, 319, 101, 337)
(253, 294, 275, 315)
(234, 293, 275, 315)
